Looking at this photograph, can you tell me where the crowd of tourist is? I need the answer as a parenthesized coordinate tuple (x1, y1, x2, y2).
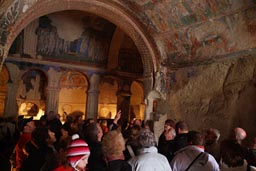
(0, 110, 256, 171)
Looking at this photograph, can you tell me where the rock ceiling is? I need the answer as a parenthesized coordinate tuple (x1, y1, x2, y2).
(118, 0, 256, 66)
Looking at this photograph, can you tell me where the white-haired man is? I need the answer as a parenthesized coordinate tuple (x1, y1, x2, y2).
(128, 129, 172, 171)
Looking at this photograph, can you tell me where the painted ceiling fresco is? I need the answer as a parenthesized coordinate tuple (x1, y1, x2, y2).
(120, 0, 255, 32)
(159, 6, 256, 66)
(119, 0, 256, 65)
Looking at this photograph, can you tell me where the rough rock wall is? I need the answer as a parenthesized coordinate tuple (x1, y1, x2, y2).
(167, 54, 256, 144)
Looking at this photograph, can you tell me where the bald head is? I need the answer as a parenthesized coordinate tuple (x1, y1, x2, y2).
(233, 127, 246, 144)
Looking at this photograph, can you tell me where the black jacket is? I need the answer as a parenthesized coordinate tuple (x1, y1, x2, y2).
(87, 141, 107, 171)
(107, 160, 132, 171)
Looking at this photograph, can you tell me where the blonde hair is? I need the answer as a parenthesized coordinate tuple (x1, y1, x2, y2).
(102, 129, 125, 158)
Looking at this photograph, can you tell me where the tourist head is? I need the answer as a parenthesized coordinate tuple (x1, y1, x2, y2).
(137, 128, 156, 148)
(67, 134, 90, 171)
(187, 130, 204, 146)
(102, 130, 126, 160)
(164, 119, 175, 130)
(230, 127, 246, 144)
(205, 128, 220, 145)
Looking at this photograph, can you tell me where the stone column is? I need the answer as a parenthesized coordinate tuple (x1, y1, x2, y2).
(46, 67, 62, 114)
(86, 74, 100, 120)
(4, 63, 20, 117)
(46, 86, 60, 114)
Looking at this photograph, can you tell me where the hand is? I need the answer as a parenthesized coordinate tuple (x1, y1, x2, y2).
(113, 110, 121, 124)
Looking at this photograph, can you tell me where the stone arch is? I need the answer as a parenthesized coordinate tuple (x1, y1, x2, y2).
(98, 75, 118, 119)
(2, 0, 159, 89)
(58, 71, 89, 119)
(59, 71, 89, 89)
(19, 67, 48, 83)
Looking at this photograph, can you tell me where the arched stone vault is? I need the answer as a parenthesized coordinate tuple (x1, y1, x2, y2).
(2, 0, 160, 82)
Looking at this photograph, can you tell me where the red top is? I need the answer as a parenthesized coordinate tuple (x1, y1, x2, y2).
(15, 132, 32, 169)
(53, 165, 74, 171)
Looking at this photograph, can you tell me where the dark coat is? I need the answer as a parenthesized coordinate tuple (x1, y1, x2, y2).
(107, 160, 132, 171)
(87, 141, 107, 171)
(157, 133, 175, 162)
(20, 141, 54, 171)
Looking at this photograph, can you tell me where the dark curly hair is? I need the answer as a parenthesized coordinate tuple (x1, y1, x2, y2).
(31, 127, 50, 147)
